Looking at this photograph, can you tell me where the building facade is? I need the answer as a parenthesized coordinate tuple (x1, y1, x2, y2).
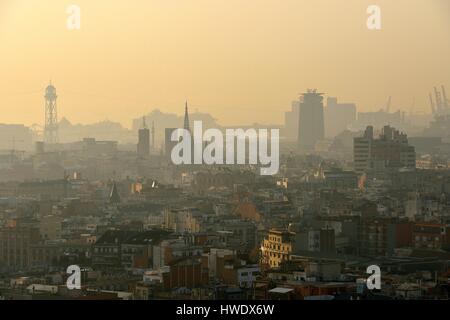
(354, 125, 416, 174)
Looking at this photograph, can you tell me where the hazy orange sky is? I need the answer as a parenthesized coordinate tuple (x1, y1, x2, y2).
(0, 0, 449, 128)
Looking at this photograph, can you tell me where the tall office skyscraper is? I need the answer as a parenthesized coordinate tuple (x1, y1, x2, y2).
(137, 117, 150, 157)
(298, 89, 325, 149)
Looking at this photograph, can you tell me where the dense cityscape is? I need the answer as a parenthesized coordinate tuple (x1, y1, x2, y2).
(1, 1, 450, 308)
(1, 83, 450, 300)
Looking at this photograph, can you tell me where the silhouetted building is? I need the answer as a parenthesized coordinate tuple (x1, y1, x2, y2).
(357, 218, 413, 257)
(17, 179, 69, 200)
(137, 117, 150, 157)
(423, 114, 450, 138)
(298, 89, 325, 149)
(0, 225, 40, 272)
(164, 102, 193, 163)
(308, 228, 335, 253)
(356, 110, 405, 131)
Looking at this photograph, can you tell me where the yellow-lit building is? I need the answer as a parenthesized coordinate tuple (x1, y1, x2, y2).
(260, 229, 294, 269)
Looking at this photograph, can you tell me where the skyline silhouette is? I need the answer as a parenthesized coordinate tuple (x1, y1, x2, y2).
(0, 0, 449, 126)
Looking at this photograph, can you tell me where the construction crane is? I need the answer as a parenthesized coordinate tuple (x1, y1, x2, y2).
(429, 93, 436, 115)
(434, 87, 443, 114)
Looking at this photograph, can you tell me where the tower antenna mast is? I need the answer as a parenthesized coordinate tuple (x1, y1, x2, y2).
(44, 82, 58, 144)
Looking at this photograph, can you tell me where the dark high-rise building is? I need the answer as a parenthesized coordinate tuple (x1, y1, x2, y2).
(137, 117, 150, 157)
(298, 89, 325, 149)
(0, 225, 40, 272)
(184, 100, 190, 131)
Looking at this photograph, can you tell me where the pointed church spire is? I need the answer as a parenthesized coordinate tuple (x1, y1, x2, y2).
(184, 100, 190, 131)
(109, 181, 121, 204)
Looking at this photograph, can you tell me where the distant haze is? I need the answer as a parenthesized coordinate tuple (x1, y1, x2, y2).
(0, 0, 449, 127)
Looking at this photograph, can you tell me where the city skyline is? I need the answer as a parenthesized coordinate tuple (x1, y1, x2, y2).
(2, 0, 450, 304)
(0, 81, 447, 129)
(0, 0, 449, 127)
